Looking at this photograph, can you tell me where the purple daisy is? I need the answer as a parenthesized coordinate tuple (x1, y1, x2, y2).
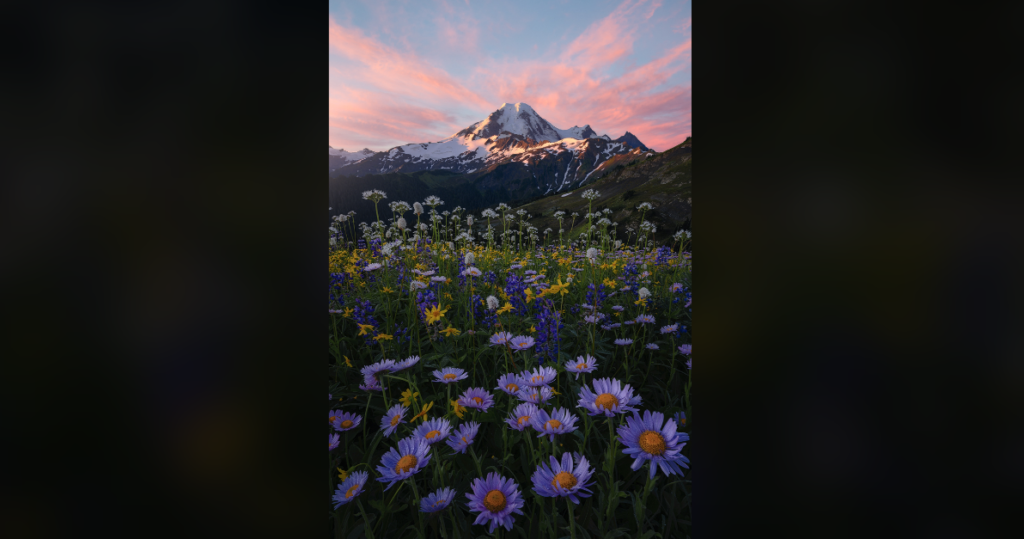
(508, 335, 536, 351)
(361, 359, 397, 386)
(521, 366, 557, 387)
(530, 407, 580, 443)
(531, 452, 595, 504)
(611, 305, 625, 312)
(660, 324, 679, 334)
(516, 386, 554, 405)
(674, 410, 687, 428)
(489, 331, 513, 346)
(420, 487, 457, 513)
(329, 433, 340, 451)
(446, 421, 480, 454)
(412, 417, 453, 446)
(623, 320, 635, 326)
(614, 338, 634, 346)
(495, 373, 525, 395)
(359, 380, 386, 392)
(505, 402, 539, 431)
(686, 358, 692, 370)
(376, 436, 432, 490)
(432, 367, 468, 384)
(457, 387, 495, 412)
(564, 355, 598, 380)
(678, 344, 692, 355)
(617, 410, 690, 479)
(332, 471, 369, 508)
(645, 343, 659, 350)
(380, 404, 408, 437)
(635, 314, 655, 324)
(465, 472, 526, 533)
(577, 377, 642, 417)
(330, 411, 362, 432)
(583, 315, 601, 324)
(390, 355, 420, 372)
(363, 263, 382, 271)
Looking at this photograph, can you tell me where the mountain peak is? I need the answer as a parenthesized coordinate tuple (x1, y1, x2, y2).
(499, 102, 535, 114)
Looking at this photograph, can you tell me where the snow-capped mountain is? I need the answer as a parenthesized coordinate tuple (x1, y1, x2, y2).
(329, 146, 374, 173)
(453, 102, 608, 143)
(330, 103, 649, 196)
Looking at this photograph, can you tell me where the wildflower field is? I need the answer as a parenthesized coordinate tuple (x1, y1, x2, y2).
(329, 190, 692, 538)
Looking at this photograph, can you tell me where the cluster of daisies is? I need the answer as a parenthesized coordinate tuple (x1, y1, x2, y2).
(330, 353, 691, 533)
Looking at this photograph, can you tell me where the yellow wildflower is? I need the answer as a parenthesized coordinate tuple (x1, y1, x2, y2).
(440, 326, 461, 337)
(529, 325, 537, 333)
(451, 400, 466, 419)
(381, 286, 393, 294)
(344, 356, 353, 367)
(373, 333, 393, 341)
(496, 302, 515, 315)
(411, 401, 434, 422)
(357, 323, 375, 336)
(337, 468, 348, 481)
(444, 293, 453, 300)
(524, 288, 535, 304)
(342, 307, 353, 317)
(400, 389, 419, 406)
(634, 298, 647, 306)
(424, 304, 449, 325)
(602, 278, 617, 289)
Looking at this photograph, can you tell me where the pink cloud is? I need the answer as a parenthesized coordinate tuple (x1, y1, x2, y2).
(328, 17, 491, 110)
(469, 1, 691, 150)
(328, 0, 691, 152)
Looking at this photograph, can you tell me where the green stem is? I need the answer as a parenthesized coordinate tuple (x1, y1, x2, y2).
(356, 498, 375, 539)
(567, 498, 578, 539)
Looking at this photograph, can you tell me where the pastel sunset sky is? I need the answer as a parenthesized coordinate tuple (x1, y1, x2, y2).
(329, 0, 691, 153)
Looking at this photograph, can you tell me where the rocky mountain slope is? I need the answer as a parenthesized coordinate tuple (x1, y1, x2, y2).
(510, 137, 692, 245)
(329, 138, 692, 247)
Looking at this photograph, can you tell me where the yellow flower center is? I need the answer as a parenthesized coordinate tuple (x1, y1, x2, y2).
(506, 383, 519, 392)
(545, 419, 562, 430)
(483, 490, 507, 512)
(443, 373, 457, 380)
(395, 455, 418, 474)
(329, 416, 337, 423)
(425, 430, 441, 440)
(391, 415, 401, 426)
(461, 437, 468, 444)
(531, 375, 543, 383)
(595, 393, 619, 410)
(551, 471, 577, 490)
(345, 484, 359, 498)
(340, 420, 353, 429)
(517, 416, 531, 426)
(472, 397, 483, 405)
(575, 363, 586, 370)
(638, 430, 667, 455)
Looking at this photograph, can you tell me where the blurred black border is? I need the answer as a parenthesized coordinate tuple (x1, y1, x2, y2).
(0, 2, 322, 538)
(2, 1, 1022, 538)
(696, 1, 1023, 538)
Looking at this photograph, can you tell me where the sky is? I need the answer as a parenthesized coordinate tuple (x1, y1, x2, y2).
(329, 0, 690, 153)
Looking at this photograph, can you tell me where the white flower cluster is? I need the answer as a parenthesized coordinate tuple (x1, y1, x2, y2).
(581, 189, 600, 201)
(362, 189, 387, 202)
